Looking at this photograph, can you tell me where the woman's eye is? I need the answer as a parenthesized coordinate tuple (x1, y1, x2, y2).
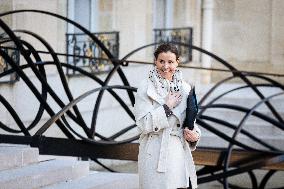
(159, 60, 164, 64)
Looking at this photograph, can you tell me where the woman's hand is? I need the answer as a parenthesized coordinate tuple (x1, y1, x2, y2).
(165, 92, 182, 109)
(183, 127, 199, 142)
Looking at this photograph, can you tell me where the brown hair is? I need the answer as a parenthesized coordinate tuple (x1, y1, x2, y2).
(154, 43, 180, 61)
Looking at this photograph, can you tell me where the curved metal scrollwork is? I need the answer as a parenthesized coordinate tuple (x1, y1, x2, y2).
(0, 10, 283, 189)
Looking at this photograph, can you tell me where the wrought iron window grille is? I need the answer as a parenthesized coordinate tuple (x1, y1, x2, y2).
(66, 31, 119, 76)
(153, 27, 193, 63)
(0, 38, 20, 84)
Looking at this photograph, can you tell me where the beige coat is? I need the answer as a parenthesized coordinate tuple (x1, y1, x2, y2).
(134, 78, 201, 189)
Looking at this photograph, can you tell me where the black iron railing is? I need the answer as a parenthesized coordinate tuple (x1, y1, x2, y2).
(0, 10, 284, 189)
(153, 27, 193, 63)
(66, 31, 119, 76)
(0, 38, 20, 83)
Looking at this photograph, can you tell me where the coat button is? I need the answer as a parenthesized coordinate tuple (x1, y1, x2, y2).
(177, 124, 180, 127)
(154, 127, 158, 131)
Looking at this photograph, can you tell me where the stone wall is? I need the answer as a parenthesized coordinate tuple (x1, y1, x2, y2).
(211, 0, 284, 83)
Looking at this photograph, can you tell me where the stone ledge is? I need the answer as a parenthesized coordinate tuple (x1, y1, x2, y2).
(43, 171, 139, 189)
(0, 159, 89, 189)
(0, 144, 38, 171)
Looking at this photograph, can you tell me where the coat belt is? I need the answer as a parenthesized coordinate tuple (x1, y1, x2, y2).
(150, 128, 183, 173)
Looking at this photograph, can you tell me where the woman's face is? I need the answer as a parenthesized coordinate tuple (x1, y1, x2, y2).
(155, 51, 179, 80)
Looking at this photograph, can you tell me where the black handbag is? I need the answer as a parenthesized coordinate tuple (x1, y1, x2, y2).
(182, 85, 198, 130)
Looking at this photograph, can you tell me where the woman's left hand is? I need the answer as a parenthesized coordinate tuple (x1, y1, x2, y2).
(183, 127, 199, 142)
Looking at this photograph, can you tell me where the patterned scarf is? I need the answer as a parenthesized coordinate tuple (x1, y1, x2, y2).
(148, 66, 183, 98)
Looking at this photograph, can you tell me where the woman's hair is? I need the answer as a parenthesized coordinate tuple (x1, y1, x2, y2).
(154, 43, 180, 61)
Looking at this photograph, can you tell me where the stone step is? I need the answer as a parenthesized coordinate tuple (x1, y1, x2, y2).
(200, 97, 284, 112)
(42, 171, 139, 189)
(0, 144, 38, 171)
(198, 121, 284, 138)
(200, 108, 284, 124)
(196, 83, 283, 98)
(198, 134, 284, 151)
(0, 159, 89, 189)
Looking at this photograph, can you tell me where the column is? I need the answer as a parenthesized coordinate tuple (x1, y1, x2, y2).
(165, 0, 173, 28)
(67, 0, 75, 33)
(201, 0, 214, 68)
(90, 0, 99, 32)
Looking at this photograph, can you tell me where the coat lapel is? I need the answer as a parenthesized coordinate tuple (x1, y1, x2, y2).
(146, 79, 165, 105)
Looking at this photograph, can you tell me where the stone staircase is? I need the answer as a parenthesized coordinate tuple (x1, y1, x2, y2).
(0, 144, 139, 189)
(196, 83, 284, 150)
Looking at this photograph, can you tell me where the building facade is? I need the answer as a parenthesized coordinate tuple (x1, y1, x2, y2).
(0, 0, 284, 148)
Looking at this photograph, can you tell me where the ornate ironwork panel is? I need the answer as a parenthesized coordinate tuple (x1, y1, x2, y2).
(1, 10, 284, 189)
(0, 37, 20, 83)
(66, 31, 119, 76)
(153, 27, 193, 63)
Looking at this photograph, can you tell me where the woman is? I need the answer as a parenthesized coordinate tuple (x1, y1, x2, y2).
(134, 43, 201, 189)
